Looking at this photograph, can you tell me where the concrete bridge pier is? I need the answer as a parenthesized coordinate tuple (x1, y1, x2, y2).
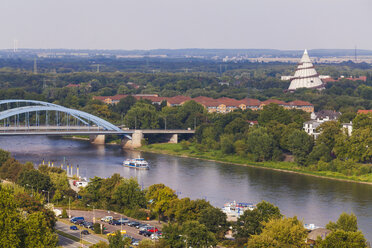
(122, 130, 143, 149)
(168, 133, 178, 144)
(90, 135, 106, 145)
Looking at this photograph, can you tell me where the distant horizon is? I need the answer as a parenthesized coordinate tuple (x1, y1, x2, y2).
(2, 47, 372, 52)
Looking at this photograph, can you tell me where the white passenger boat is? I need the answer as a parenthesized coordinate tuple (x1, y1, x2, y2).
(123, 158, 149, 170)
(222, 201, 256, 219)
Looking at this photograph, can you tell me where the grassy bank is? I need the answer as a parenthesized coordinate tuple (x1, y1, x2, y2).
(140, 143, 372, 184)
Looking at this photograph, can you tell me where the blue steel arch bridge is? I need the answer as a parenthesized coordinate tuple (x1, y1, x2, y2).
(0, 100, 194, 148)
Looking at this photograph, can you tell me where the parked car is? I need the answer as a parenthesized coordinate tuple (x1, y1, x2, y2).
(109, 219, 121, 225)
(138, 230, 152, 237)
(70, 217, 84, 223)
(134, 222, 143, 228)
(118, 218, 129, 224)
(81, 230, 90, 235)
(83, 222, 93, 229)
(147, 226, 159, 233)
(101, 216, 113, 222)
(75, 220, 84, 225)
(70, 225, 78, 230)
(138, 224, 150, 231)
(127, 221, 140, 227)
(131, 239, 140, 246)
(151, 233, 160, 240)
(107, 230, 127, 236)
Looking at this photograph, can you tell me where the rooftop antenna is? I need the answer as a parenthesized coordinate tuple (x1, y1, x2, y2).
(33, 58, 38, 74)
(13, 39, 18, 53)
(354, 45, 357, 62)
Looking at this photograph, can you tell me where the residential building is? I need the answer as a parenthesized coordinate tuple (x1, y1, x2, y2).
(357, 109, 372, 114)
(93, 95, 313, 114)
(322, 76, 367, 83)
(310, 110, 341, 121)
(304, 110, 341, 138)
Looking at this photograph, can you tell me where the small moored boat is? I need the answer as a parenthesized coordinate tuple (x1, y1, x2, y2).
(123, 158, 149, 170)
(221, 201, 256, 220)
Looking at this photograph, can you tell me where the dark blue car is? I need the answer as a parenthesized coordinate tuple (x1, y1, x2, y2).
(70, 225, 78, 230)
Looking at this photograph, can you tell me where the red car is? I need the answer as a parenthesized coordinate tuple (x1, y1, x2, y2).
(147, 227, 158, 233)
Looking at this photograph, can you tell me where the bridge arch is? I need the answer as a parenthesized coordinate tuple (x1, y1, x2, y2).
(0, 105, 121, 131)
(0, 99, 89, 125)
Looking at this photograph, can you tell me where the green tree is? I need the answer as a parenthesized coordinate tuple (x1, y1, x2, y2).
(0, 158, 32, 182)
(162, 223, 184, 248)
(220, 134, 235, 154)
(181, 221, 217, 248)
(23, 212, 58, 247)
(62, 208, 68, 218)
(316, 121, 341, 150)
(258, 104, 291, 125)
(18, 169, 53, 192)
(198, 206, 228, 239)
(123, 101, 159, 129)
(307, 143, 332, 165)
(138, 239, 156, 248)
(91, 241, 109, 248)
(235, 201, 282, 240)
(108, 230, 132, 248)
(287, 129, 313, 165)
(0, 186, 23, 247)
(317, 230, 367, 248)
(245, 127, 275, 161)
(112, 177, 146, 210)
(113, 95, 137, 115)
(353, 113, 372, 130)
(0, 148, 10, 167)
(326, 212, 358, 232)
(247, 217, 308, 248)
(146, 184, 177, 222)
(166, 198, 212, 224)
(334, 127, 372, 163)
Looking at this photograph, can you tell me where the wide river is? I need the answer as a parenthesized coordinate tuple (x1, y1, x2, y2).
(1, 136, 372, 240)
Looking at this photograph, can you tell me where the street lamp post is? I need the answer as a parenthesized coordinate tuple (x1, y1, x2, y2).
(69, 197, 71, 219)
(87, 204, 95, 223)
(42, 190, 50, 204)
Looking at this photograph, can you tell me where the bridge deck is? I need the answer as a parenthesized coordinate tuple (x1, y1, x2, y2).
(0, 126, 195, 136)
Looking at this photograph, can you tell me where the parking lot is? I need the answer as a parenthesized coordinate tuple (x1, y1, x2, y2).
(65, 209, 163, 241)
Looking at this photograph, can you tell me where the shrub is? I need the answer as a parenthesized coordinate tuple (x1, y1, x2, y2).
(61, 208, 68, 218)
(93, 223, 102, 234)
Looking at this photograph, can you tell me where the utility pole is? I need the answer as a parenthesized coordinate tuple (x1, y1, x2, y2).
(33, 58, 38, 74)
(69, 197, 71, 218)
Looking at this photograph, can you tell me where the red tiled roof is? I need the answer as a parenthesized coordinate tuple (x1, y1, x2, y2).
(261, 99, 286, 105)
(357, 110, 372, 114)
(247, 120, 258, 125)
(323, 76, 367, 83)
(238, 98, 261, 106)
(167, 96, 192, 104)
(288, 100, 313, 106)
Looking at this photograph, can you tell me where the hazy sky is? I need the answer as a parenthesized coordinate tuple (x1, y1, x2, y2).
(1, 0, 372, 50)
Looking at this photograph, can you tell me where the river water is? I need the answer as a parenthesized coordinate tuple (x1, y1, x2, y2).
(1, 136, 371, 240)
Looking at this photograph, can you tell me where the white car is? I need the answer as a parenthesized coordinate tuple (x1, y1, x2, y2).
(101, 216, 113, 222)
(151, 233, 159, 240)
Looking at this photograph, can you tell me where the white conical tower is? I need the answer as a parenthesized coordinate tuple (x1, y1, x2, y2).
(288, 49, 324, 91)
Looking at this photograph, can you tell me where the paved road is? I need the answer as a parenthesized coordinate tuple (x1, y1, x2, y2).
(57, 234, 86, 248)
(56, 221, 108, 245)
